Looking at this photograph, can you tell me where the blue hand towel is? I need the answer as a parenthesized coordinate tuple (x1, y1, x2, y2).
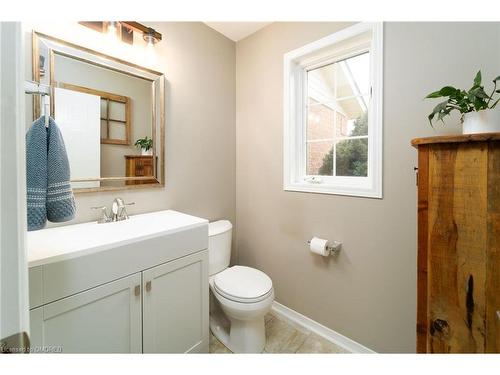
(26, 116, 48, 231)
(46, 118, 76, 223)
(26, 117, 76, 231)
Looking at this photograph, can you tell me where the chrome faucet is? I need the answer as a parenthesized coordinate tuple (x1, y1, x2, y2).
(91, 198, 135, 223)
(111, 197, 135, 221)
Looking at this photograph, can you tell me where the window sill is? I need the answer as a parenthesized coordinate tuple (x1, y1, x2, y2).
(284, 182, 382, 199)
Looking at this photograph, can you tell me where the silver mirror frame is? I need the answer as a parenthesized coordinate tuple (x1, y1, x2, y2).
(32, 31, 165, 193)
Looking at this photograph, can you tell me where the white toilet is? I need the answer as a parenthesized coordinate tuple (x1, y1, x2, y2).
(208, 220, 274, 353)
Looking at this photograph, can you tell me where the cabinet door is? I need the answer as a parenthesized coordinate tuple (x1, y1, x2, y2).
(143, 250, 208, 353)
(30, 273, 142, 353)
(426, 144, 487, 353)
(486, 145, 500, 353)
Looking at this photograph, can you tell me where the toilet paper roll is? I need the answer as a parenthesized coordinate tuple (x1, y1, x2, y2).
(309, 237, 330, 256)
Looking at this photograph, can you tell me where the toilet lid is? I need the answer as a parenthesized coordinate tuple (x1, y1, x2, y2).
(214, 266, 273, 302)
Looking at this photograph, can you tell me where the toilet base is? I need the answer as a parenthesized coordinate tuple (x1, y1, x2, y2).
(210, 312, 266, 353)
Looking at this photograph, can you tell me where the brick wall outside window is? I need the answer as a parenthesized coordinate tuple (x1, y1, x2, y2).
(307, 98, 347, 175)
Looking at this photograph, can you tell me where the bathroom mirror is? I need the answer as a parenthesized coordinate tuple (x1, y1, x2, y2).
(31, 31, 165, 192)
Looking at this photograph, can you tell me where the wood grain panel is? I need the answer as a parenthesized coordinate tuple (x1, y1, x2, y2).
(125, 155, 156, 185)
(486, 144, 500, 352)
(416, 145, 429, 353)
(427, 143, 487, 353)
(412, 133, 500, 147)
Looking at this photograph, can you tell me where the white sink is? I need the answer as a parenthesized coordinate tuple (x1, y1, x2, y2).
(27, 210, 208, 267)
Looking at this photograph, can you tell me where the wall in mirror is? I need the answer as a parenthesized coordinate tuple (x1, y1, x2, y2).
(30, 32, 164, 192)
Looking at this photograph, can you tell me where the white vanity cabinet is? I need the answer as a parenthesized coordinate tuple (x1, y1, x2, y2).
(143, 251, 208, 353)
(30, 273, 142, 353)
(27, 210, 209, 354)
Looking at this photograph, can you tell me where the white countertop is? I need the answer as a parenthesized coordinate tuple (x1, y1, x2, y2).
(27, 210, 208, 267)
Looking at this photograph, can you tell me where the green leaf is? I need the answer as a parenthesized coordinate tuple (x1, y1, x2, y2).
(493, 75, 500, 82)
(474, 87, 489, 99)
(427, 113, 435, 127)
(426, 86, 459, 99)
(425, 90, 443, 99)
(433, 100, 449, 113)
(474, 70, 482, 86)
(491, 98, 500, 109)
(439, 86, 458, 96)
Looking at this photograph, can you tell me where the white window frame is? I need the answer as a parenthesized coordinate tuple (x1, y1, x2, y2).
(283, 23, 383, 198)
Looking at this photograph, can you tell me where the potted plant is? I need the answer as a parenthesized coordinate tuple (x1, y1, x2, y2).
(134, 136, 153, 155)
(425, 71, 500, 134)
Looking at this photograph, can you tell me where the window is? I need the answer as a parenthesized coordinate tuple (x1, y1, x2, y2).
(283, 23, 383, 198)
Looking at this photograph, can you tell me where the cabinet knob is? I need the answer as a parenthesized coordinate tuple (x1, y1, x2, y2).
(134, 285, 141, 296)
(146, 281, 152, 292)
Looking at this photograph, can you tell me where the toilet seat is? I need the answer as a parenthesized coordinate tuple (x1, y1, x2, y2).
(213, 266, 273, 303)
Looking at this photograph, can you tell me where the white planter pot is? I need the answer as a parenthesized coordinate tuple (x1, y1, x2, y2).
(141, 149, 153, 156)
(462, 107, 500, 134)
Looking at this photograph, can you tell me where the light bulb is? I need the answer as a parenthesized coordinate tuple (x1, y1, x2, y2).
(144, 42, 157, 67)
(107, 22, 118, 40)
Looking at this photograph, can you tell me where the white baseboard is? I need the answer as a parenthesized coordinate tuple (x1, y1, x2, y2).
(271, 301, 376, 353)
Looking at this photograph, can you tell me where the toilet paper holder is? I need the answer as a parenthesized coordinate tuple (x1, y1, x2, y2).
(307, 239, 342, 255)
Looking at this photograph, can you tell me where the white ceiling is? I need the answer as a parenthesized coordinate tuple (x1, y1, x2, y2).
(204, 22, 271, 42)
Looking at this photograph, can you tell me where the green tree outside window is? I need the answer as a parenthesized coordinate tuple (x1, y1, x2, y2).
(318, 112, 368, 177)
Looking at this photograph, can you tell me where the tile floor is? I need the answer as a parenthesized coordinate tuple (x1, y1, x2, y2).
(209, 312, 350, 354)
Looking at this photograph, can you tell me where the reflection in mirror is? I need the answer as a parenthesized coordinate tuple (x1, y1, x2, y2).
(31, 32, 164, 192)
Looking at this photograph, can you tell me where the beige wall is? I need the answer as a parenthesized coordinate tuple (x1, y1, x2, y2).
(25, 22, 236, 230)
(79, 22, 236, 227)
(235, 22, 500, 352)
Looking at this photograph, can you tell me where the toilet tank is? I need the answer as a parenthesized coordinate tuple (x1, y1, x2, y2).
(208, 220, 232, 276)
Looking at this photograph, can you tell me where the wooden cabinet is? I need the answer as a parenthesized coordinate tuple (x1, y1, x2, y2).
(30, 273, 142, 353)
(29, 250, 209, 353)
(412, 133, 500, 353)
(125, 155, 156, 185)
(143, 251, 209, 353)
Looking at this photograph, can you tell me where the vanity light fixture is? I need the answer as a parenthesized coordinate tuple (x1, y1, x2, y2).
(106, 21, 120, 41)
(122, 22, 162, 45)
(143, 27, 159, 45)
(107, 21, 118, 35)
(79, 21, 162, 45)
